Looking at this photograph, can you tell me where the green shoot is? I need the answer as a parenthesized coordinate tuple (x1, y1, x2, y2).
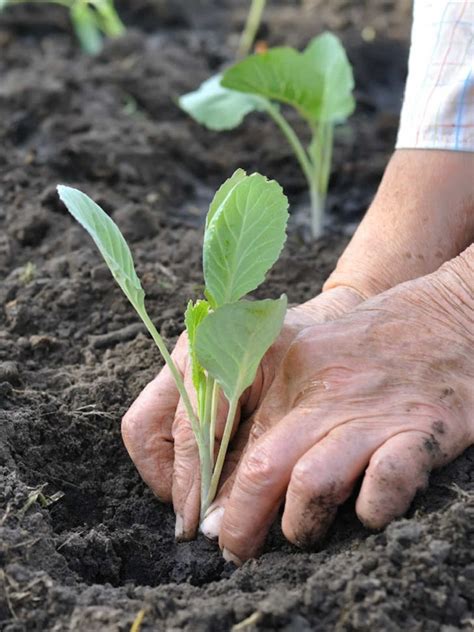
(19, 261, 36, 285)
(179, 32, 355, 238)
(238, 0, 267, 58)
(57, 170, 288, 520)
(1, 0, 125, 54)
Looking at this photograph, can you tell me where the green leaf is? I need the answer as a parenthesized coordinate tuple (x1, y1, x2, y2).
(70, 3, 103, 55)
(185, 299, 210, 404)
(57, 186, 199, 432)
(222, 32, 354, 124)
(207, 168, 247, 228)
(223, 47, 318, 123)
(203, 173, 288, 307)
(304, 32, 355, 122)
(0, 0, 8, 11)
(195, 297, 287, 401)
(57, 186, 145, 311)
(179, 74, 267, 131)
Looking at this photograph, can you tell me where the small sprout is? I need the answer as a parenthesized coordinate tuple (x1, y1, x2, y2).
(18, 484, 64, 518)
(180, 32, 355, 238)
(232, 611, 263, 631)
(130, 609, 146, 632)
(361, 26, 376, 42)
(0, 0, 125, 55)
(57, 170, 289, 520)
(19, 261, 36, 285)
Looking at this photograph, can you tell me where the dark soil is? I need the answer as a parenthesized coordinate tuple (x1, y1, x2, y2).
(0, 1, 472, 630)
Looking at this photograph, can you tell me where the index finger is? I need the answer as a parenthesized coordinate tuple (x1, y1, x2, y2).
(218, 405, 324, 563)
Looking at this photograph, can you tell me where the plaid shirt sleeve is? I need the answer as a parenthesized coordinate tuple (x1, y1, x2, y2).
(396, 1, 474, 152)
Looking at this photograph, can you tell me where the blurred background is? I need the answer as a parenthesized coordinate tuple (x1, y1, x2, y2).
(1, 0, 412, 273)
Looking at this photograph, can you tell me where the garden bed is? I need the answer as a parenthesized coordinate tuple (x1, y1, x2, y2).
(0, 1, 473, 630)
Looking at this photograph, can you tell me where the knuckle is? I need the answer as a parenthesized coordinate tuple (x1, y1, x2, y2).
(289, 460, 315, 498)
(248, 419, 267, 443)
(172, 418, 197, 455)
(370, 447, 431, 494)
(238, 443, 276, 491)
(369, 454, 405, 486)
(172, 418, 193, 441)
(289, 460, 346, 504)
(282, 331, 344, 404)
(284, 333, 310, 369)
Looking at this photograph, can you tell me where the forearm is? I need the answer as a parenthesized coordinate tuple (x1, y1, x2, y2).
(325, 0, 474, 300)
(324, 149, 474, 298)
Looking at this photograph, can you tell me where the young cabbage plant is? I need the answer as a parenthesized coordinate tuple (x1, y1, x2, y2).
(57, 170, 288, 520)
(0, 0, 124, 54)
(179, 32, 355, 239)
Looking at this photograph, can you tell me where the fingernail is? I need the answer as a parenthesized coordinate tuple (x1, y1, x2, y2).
(174, 513, 184, 541)
(200, 506, 224, 540)
(223, 547, 242, 566)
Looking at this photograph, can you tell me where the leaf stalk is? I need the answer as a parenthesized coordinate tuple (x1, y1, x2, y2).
(139, 310, 199, 434)
(209, 380, 220, 466)
(264, 101, 333, 238)
(203, 396, 239, 516)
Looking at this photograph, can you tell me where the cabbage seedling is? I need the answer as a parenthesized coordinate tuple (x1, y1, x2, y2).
(0, 0, 124, 54)
(57, 170, 288, 519)
(179, 32, 355, 239)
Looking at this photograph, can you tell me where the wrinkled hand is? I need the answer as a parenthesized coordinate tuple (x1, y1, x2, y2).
(202, 253, 474, 563)
(121, 286, 364, 540)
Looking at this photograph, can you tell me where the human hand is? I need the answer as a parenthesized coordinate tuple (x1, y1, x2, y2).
(121, 286, 365, 540)
(203, 246, 474, 563)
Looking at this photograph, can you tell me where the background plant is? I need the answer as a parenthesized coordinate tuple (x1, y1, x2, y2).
(238, 0, 266, 58)
(57, 170, 288, 520)
(179, 32, 355, 239)
(0, 0, 124, 54)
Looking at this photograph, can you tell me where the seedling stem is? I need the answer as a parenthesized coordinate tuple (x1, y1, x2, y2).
(205, 397, 239, 513)
(139, 310, 199, 434)
(264, 101, 332, 237)
(238, 0, 267, 58)
(1, 0, 125, 54)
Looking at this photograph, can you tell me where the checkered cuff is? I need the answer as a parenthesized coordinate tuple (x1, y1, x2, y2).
(396, 0, 474, 152)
